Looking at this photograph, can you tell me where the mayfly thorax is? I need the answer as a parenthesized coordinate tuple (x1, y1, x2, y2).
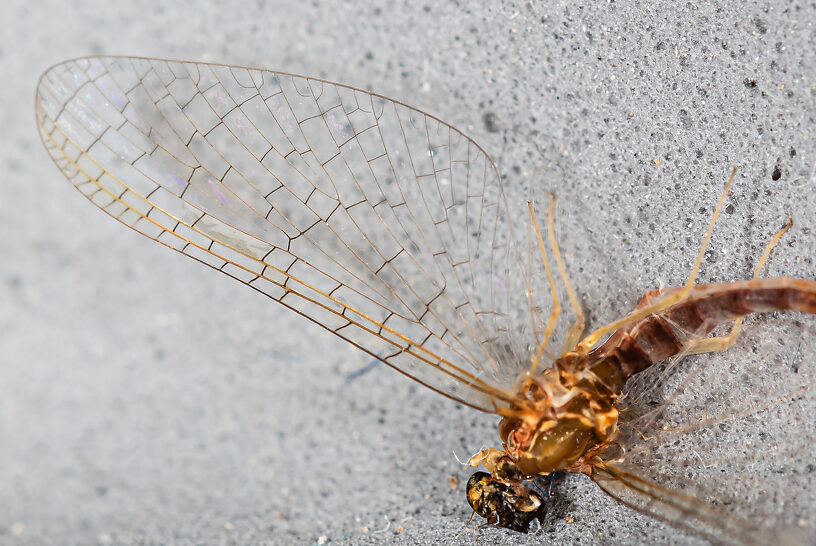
(36, 57, 815, 544)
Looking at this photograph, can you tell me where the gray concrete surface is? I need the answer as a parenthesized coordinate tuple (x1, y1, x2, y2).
(2, 1, 815, 544)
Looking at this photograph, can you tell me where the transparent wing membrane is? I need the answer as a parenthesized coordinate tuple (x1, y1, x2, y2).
(34, 56, 550, 411)
(603, 317, 816, 542)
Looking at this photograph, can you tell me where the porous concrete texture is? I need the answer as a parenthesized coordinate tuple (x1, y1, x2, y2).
(1, 1, 815, 544)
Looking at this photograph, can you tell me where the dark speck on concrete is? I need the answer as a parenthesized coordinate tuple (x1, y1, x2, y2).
(678, 109, 691, 129)
(483, 112, 500, 133)
(772, 166, 781, 181)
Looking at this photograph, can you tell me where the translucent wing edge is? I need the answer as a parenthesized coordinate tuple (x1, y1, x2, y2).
(592, 460, 807, 546)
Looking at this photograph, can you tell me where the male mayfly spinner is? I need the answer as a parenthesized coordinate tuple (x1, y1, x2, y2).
(36, 57, 815, 544)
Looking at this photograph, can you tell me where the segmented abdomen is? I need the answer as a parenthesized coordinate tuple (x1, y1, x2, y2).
(588, 277, 816, 387)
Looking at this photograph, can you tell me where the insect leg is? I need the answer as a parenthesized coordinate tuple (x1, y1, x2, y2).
(573, 285, 697, 353)
(546, 191, 586, 354)
(684, 165, 738, 289)
(685, 216, 793, 355)
(527, 201, 562, 375)
(574, 166, 738, 352)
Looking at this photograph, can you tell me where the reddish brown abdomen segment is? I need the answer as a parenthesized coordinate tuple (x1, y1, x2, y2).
(587, 277, 816, 390)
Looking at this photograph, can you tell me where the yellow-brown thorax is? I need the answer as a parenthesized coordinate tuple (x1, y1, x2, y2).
(497, 351, 625, 476)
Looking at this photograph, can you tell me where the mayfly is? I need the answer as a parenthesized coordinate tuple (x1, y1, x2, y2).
(35, 57, 815, 544)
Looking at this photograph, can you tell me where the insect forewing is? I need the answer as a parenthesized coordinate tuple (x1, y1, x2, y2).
(34, 56, 552, 410)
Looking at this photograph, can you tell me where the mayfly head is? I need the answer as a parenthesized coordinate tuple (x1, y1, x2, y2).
(465, 472, 546, 533)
